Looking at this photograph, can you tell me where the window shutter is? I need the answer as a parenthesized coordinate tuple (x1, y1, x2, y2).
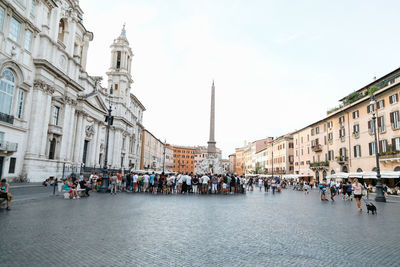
(353, 146, 356, 157)
(390, 112, 394, 123)
(368, 120, 371, 129)
(369, 143, 372, 155)
(379, 141, 382, 153)
(396, 94, 399, 102)
(390, 96, 393, 104)
(382, 100, 385, 108)
(359, 146, 361, 157)
(378, 117, 381, 127)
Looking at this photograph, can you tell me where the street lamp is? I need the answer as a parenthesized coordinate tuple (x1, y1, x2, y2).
(271, 137, 274, 179)
(370, 93, 386, 202)
(162, 140, 166, 173)
(100, 88, 114, 192)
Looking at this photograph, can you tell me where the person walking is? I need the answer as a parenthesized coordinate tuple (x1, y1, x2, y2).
(352, 179, 364, 212)
(319, 178, 328, 201)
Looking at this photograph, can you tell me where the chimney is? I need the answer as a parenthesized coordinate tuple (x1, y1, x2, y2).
(373, 76, 376, 81)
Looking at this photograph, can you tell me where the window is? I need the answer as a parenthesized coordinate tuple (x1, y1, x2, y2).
(311, 129, 314, 136)
(327, 121, 333, 129)
(49, 138, 56, 159)
(389, 93, 398, 104)
(353, 124, 360, 138)
(52, 106, 60, 125)
(9, 17, 20, 42)
(328, 150, 334, 161)
(390, 111, 399, 129)
(0, 8, 4, 30)
(378, 116, 385, 133)
(339, 116, 345, 126)
(368, 120, 375, 134)
(328, 132, 333, 144)
(339, 128, 345, 141)
(301, 137, 303, 144)
(307, 146, 310, 154)
(16, 90, 24, 119)
(379, 139, 388, 153)
(30, 0, 35, 14)
(24, 31, 32, 51)
(0, 69, 15, 115)
(352, 110, 359, 119)
(367, 104, 375, 113)
(9, 157, 16, 173)
(392, 137, 400, 151)
(339, 147, 347, 159)
(369, 142, 376, 156)
(354, 145, 361, 158)
(316, 127, 319, 134)
(377, 100, 385, 109)
(58, 19, 65, 42)
(307, 134, 309, 141)
(116, 51, 121, 69)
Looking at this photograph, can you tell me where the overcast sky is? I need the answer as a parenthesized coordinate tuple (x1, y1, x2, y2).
(81, 0, 400, 158)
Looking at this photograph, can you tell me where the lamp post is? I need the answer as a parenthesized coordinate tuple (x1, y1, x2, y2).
(101, 91, 113, 192)
(370, 93, 386, 202)
(162, 140, 166, 173)
(271, 137, 274, 179)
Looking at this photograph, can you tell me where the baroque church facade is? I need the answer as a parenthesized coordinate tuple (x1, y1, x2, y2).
(0, 0, 145, 182)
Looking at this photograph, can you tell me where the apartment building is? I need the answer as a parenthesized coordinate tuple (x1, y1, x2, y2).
(171, 146, 195, 174)
(235, 147, 244, 175)
(266, 135, 294, 175)
(294, 67, 400, 181)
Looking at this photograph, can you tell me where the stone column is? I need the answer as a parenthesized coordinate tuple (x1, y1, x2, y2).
(59, 102, 71, 160)
(73, 112, 83, 162)
(39, 91, 53, 157)
(93, 121, 101, 167)
(65, 101, 76, 161)
(88, 120, 98, 167)
(77, 114, 86, 164)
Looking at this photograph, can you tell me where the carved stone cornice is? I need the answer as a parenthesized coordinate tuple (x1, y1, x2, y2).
(33, 79, 55, 95)
(64, 95, 77, 106)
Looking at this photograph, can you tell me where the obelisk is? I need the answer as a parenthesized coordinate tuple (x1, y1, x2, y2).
(207, 80, 217, 155)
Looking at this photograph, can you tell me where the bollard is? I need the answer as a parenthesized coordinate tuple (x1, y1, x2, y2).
(53, 178, 57, 195)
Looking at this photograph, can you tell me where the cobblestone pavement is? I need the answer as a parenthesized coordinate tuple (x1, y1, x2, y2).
(0, 188, 399, 267)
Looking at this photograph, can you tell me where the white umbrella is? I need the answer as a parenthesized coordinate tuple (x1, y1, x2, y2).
(326, 172, 349, 179)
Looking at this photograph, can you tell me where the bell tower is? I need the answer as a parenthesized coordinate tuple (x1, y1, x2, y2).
(106, 24, 133, 99)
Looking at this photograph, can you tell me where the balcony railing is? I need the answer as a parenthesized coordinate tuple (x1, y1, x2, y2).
(0, 141, 18, 153)
(312, 144, 322, 152)
(0, 112, 14, 124)
(352, 132, 360, 138)
(309, 161, 329, 169)
(336, 156, 348, 164)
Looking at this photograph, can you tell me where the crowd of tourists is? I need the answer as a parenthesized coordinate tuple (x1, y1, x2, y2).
(59, 172, 289, 198)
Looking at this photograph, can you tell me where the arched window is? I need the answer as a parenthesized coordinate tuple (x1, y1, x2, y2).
(58, 19, 66, 43)
(394, 166, 400, 172)
(331, 170, 335, 175)
(0, 69, 15, 115)
(315, 171, 319, 180)
(342, 166, 348, 173)
(322, 170, 327, 179)
(372, 167, 377, 172)
(357, 168, 363, 173)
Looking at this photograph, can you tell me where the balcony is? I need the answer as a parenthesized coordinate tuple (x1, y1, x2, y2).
(309, 161, 329, 170)
(336, 156, 348, 164)
(0, 141, 18, 155)
(352, 132, 360, 138)
(312, 144, 322, 152)
(48, 124, 63, 136)
(379, 151, 400, 164)
(0, 112, 14, 124)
